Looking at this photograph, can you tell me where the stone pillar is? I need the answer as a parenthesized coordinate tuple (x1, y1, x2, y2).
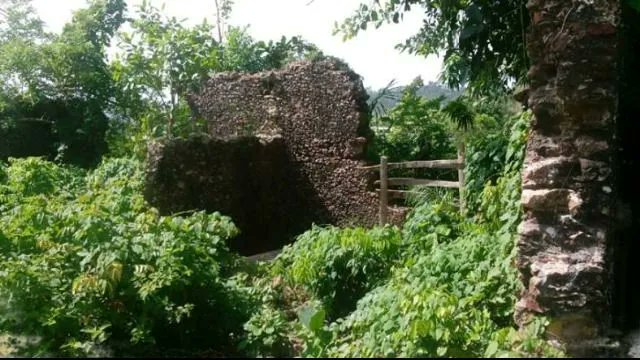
(516, 0, 620, 351)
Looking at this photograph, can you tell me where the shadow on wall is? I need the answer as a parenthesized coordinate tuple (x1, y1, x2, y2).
(144, 59, 398, 256)
(144, 135, 333, 255)
(612, 1, 640, 335)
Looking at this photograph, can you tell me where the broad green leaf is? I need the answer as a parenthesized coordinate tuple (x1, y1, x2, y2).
(298, 305, 325, 332)
(485, 341, 499, 357)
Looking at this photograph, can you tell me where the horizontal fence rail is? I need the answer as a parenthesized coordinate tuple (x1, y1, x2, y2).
(367, 143, 466, 225)
(374, 178, 461, 188)
(360, 159, 463, 171)
(375, 189, 420, 200)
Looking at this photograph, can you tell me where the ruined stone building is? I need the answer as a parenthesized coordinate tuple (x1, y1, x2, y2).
(144, 0, 640, 354)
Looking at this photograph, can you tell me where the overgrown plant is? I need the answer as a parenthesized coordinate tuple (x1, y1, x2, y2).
(272, 226, 403, 320)
(0, 157, 252, 356)
(369, 78, 456, 164)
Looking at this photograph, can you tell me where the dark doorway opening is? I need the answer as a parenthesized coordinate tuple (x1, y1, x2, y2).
(612, 1, 640, 333)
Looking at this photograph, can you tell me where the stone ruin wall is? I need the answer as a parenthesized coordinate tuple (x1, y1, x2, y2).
(517, 0, 621, 352)
(145, 60, 401, 255)
(188, 59, 380, 228)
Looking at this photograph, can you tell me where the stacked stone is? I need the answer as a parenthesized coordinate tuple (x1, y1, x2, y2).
(516, 0, 619, 347)
(145, 59, 404, 255)
(188, 59, 382, 227)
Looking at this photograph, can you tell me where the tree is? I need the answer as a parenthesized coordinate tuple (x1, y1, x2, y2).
(43, 0, 126, 104)
(0, 0, 50, 100)
(0, 0, 126, 167)
(112, 0, 222, 139)
(0, 0, 125, 102)
(336, 0, 530, 94)
(370, 77, 456, 163)
(111, 0, 323, 144)
(213, 0, 233, 42)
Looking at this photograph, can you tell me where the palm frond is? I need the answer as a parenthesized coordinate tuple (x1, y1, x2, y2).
(368, 79, 401, 118)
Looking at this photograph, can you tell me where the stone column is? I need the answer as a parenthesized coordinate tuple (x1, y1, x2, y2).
(516, 0, 620, 351)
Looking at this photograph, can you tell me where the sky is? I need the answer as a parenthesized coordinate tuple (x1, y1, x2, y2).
(31, 0, 443, 90)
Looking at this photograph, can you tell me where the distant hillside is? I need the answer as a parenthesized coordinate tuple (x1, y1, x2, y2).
(366, 81, 463, 115)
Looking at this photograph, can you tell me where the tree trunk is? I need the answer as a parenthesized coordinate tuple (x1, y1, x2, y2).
(214, 0, 223, 43)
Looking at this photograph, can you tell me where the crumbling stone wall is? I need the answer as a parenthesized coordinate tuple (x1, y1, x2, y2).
(517, 0, 620, 350)
(146, 136, 304, 255)
(189, 60, 380, 225)
(145, 60, 395, 255)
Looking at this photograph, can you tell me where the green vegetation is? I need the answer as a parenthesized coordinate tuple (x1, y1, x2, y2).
(0, 0, 322, 165)
(0, 0, 565, 358)
(339, 0, 530, 93)
(0, 157, 252, 356)
(237, 111, 563, 358)
(0, 107, 563, 358)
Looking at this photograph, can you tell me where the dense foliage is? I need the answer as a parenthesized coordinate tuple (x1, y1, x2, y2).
(0, 109, 561, 358)
(368, 76, 521, 191)
(0, 0, 125, 167)
(0, 157, 252, 356)
(273, 226, 403, 319)
(369, 78, 457, 163)
(338, 0, 530, 93)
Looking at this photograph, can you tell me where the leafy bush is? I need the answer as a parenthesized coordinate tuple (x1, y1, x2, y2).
(323, 202, 520, 357)
(0, 157, 84, 197)
(0, 157, 249, 356)
(272, 226, 403, 319)
(487, 317, 566, 358)
(464, 111, 531, 213)
(240, 306, 292, 357)
(401, 192, 463, 253)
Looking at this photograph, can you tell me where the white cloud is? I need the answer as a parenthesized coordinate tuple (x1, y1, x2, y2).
(31, 0, 442, 89)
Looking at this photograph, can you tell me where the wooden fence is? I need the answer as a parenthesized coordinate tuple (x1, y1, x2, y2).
(362, 144, 466, 225)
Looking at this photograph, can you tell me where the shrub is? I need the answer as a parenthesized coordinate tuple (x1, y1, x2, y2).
(0, 157, 248, 356)
(368, 83, 457, 181)
(272, 226, 403, 319)
(240, 306, 292, 357)
(401, 192, 463, 254)
(1, 157, 84, 197)
(323, 211, 520, 357)
(464, 111, 531, 213)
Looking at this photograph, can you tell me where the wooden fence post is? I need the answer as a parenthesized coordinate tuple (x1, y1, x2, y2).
(457, 142, 466, 214)
(379, 156, 389, 225)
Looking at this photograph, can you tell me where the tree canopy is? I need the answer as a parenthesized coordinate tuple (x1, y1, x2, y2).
(337, 0, 530, 94)
(0, 0, 323, 163)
